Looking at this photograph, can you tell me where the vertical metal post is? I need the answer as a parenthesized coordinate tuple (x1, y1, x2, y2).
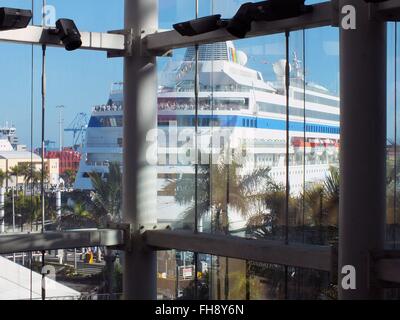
(74, 248, 77, 270)
(56, 189, 62, 263)
(123, 0, 158, 300)
(339, 1, 386, 299)
(0, 187, 4, 233)
(56, 190, 61, 219)
(12, 187, 15, 233)
(12, 187, 15, 262)
(175, 261, 179, 299)
(56, 105, 65, 152)
(41, 43, 46, 234)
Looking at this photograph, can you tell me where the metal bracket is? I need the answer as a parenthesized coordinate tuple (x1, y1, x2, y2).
(107, 29, 133, 58)
(107, 28, 172, 58)
(141, 33, 173, 58)
(106, 222, 133, 252)
(376, 0, 400, 22)
(371, 250, 400, 288)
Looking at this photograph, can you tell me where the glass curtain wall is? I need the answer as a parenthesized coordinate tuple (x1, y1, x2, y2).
(157, 0, 197, 300)
(6, 0, 398, 301)
(155, 0, 340, 300)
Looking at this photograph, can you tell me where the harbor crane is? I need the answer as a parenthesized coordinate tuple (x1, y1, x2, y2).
(64, 113, 89, 151)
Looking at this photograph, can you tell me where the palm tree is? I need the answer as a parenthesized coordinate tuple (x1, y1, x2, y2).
(169, 158, 271, 232)
(18, 162, 30, 195)
(27, 169, 43, 195)
(73, 202, 92, 219)
(165, 154, 271, 299)
(61, 202, 97, 229)
(62, 169, 76, 188)
(246, 181, 289, 239)
(0, 169, 8, 188)
(302, 166, 339, 228)
(291, 166, 339, 244)
(39, 168, 50, 188)
(88, 162, 122, 295)
(88, 162, 122, 225)
(25, 164, 36, 191)
(9, 164, 24, 192)
(24, 166, 49, 230)
(323, 166, 339, 226)
(304, 184, 325, 227)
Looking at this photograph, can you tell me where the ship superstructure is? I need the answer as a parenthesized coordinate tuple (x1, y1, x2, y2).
(0, 124, 22, 151)
(75, 42, 340, 228)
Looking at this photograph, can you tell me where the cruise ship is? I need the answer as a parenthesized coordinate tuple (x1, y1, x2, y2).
(74, 82, 124, 190)
(0, 124, 25, 151)
(74, 41, 340, 227)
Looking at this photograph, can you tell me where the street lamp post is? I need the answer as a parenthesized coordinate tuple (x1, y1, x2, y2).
(56, 105, 65, 152)
(18, 214, 23, 232)
(12, 187, 15, 262)
(12, 187, 15, 233)
(0, 187, 4, 234)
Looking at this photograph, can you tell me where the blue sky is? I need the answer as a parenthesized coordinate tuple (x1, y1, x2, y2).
(0, 0, 396, 147)
(0, 0, 124, 149)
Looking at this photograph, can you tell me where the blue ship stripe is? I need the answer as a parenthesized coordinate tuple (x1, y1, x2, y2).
(89, 114, 340, 134)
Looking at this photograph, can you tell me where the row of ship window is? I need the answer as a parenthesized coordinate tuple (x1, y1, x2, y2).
(269, 168, 329, 177)
(90, 114, 339, 135)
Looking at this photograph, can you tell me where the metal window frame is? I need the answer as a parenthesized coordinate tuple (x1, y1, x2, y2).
(0, 0, 400, 299)
(144, 230, 334, 272)
(0, 228, 334, 272)
(0, 229, 124, 254)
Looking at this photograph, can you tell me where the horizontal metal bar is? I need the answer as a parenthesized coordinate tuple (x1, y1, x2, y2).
(144, 2, 334, 53)
(0, 25, 125, 53)
(377, 0, 400, 21)
(373, 250, 400, 285)
(143, 230, 333, 272)
(0, 229, 124, 254)
(376, 258, 400, 284)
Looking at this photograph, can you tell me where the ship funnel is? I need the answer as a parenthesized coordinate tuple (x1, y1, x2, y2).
(236, 50, 248, 66)
(273, 59, 291, 86)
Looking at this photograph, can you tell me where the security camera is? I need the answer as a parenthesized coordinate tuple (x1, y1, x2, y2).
(0, 7, 32, 31)
(227, 0, 312, 39)
(226, 3, 259, 39)
(173, 15, 228, 36)
(54, 19, 82, 51)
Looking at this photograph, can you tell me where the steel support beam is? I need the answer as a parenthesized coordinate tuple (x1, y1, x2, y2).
(377, 0, 400, 21)
(1, 2, 400, 55)
(0, 25, 125, 53)
(375, 259, 400, 285)
(144, 1, 335, 53)
(0, 229, 124, 255)
(144, 230, 334, 272)
(371, 251, 400, 286)
(123, 0, 158, 300)
(339, 1, 386, 299)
